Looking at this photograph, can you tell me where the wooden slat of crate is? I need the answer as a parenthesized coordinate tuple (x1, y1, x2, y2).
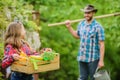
(11, 54, 60, 74)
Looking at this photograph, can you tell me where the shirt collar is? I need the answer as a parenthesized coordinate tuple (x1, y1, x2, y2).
(84, 19, 95, 26)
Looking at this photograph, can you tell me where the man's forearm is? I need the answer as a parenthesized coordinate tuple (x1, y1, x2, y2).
(99, 41, 105, 61)
(67, 26, 79, 39)
(97, 41, 105, 68)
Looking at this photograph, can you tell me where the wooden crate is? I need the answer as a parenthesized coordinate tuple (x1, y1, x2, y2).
(11, 54, 60, 74)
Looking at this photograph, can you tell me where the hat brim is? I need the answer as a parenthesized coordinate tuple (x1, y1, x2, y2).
(80, 9, 97, 13)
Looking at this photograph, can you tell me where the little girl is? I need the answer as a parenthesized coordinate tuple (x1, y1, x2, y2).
(2, 21, 39, 80)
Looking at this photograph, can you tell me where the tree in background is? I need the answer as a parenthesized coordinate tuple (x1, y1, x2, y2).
(0, 0, 41, 79)
(38, 0, 120, 80)
(0, 0, 120, 80)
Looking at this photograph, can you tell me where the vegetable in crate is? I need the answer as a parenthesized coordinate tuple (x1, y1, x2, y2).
(42, 51, 56, 61)
(30, 55, 43, 60)
(40, 48, 57, 61)
(30, 48, 58, 70)
(19, 51, 28, 60)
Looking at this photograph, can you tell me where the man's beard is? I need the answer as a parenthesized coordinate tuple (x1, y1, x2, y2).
(85, 16, 93, 22)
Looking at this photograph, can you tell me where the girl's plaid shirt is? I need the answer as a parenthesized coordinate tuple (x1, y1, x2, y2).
(2, 44, 38, 69)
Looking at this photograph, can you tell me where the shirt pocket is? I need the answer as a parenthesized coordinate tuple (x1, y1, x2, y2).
(88, 29, 96, 38)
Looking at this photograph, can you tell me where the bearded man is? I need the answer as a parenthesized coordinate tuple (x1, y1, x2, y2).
(65, 5, 105, 80)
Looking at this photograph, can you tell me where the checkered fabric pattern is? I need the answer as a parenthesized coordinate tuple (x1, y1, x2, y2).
(2, 44, 38, 68)
(77, 19, 105, 62)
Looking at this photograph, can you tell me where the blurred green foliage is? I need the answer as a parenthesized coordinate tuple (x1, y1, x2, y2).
(0, 0, 40, 31)
(0, 0, 40, 79)
(0, 30, 4, 79)
(37, 0, 120, 80)
(0, 0, 120, 80)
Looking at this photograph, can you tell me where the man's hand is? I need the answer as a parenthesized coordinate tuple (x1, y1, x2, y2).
(65, 20, 80, 39)
(98, 60, 104, 68)
(98, 41, 105, 68)
(65, 20, 71, 28)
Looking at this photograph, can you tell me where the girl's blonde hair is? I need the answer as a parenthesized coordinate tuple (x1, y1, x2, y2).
(4, 22, 29, 49)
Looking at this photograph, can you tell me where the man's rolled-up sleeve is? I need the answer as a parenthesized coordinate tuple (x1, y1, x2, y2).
(98, 25, 105, 41)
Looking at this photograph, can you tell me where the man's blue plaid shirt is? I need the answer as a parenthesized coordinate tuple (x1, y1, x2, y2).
(77, 19, 105, 62)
